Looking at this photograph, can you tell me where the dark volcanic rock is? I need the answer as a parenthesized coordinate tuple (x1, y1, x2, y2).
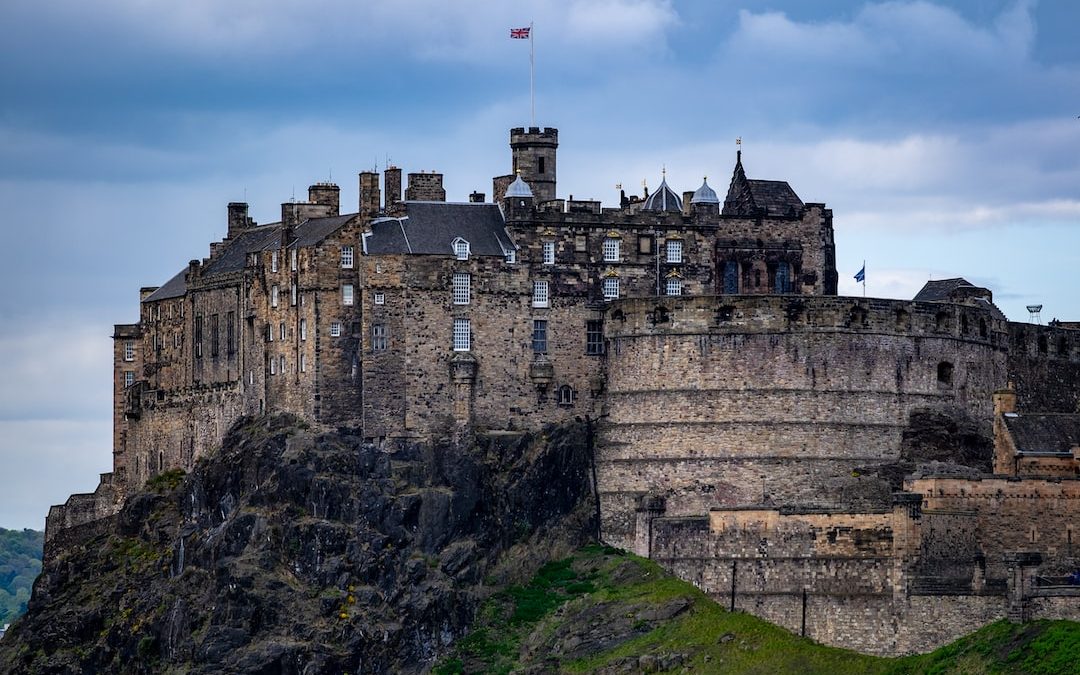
(0, 415, 594, 674)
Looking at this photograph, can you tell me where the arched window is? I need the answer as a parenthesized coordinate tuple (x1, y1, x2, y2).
(937, 361, 954, 386)
(557, 385, 575, 406)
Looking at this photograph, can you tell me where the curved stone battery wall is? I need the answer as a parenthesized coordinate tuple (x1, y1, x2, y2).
(599, 295, 1009, 549)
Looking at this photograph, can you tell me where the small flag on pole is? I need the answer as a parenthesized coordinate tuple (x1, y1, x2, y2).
(510, 27, 531, 39)
(854, 264, 865, 283)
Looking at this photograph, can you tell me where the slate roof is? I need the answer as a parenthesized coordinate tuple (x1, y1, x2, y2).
(365, 202, 514, 256)
(643, 177, 683, 213)
(690, 177, 719, 204)
(143, 213, 358, 303)
(1005, 414, 1080, 454)
(722, 153, 804, 217)
(913, 278, 977, 303)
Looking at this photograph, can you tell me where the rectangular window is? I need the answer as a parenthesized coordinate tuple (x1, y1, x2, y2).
(279, 355, 285, 374)
(123, 340, 135, 361)
(453, 318, 471, 351)
(270, 357, 276, 375)
(341, 245, 354, 269)
(342, 284, 354, 306)
(124, 371, 134, 388)
(586, 320, 604, 355)
(271, 285, 279, 308)
(532, 280, 549, 308)
(330, 321, 342, 337)
(174, 332, 182, 348)
(603, 238, 620, 262)
(454, 239, 470, 260)
(775, 262, 791, 294)
(290, 248, 297, 272)
(542, 241, 555, 265)
(271, 250, 278, 272)
(291, 283, 297, 306)
(373, 323, 388, 351)
(300, 354, 306, 373)
(266, 322, 273, 342)
(300, 318, 307, 341)
(666, 239, 683, 264)
(666, 278, 683, 296)
(374, 292, 385, 305)
(210, 314, 220, 358)
(505, 249, 516, 264)
(532, 319, 548, 353)
(280, 322, 286, 341)
(602, 277, 619, 300)
(723, 261, 739, 294)
(453, 273, 471, 305)
(226, 311, 235, 355)
(194, 316, 203, 357)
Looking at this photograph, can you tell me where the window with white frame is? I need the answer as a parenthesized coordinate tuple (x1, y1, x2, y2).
(666, 239, 683, 264)
(602, 277, 620, 300)
(666, 277, 683, 296)
(532, 280, 549, 308)
(505, 249, 516, 264)
(123, 340, 135, 361)
(290, 283, 297, 306)
(342, 284, 354, 306)
(290, 249, 297, 271)
(453, 238, 470, 260)
(374, 292, 385, 305)
(271, 250, 278, 272)
(453, 273, 471, 305)
(330, 321, 342, 337)
(269, 358, 276, 375)
(341, 245, 354, 269)
(557, 384, 575, 406)
(279, 355, 285, 374)
(453, 318, 471, 351)
(372, 323, 388, 351)
(603, 237, 620, 262)
(271, 285, 279, 308)
(542, 241, 555, 265)
(124, 371, 134, 388)
(280, 322, 286, 341)
(300, 319, 307, 341)
(532, 319, 548, 353)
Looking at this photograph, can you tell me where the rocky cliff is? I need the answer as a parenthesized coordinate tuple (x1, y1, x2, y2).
(0, 415, 594, 674)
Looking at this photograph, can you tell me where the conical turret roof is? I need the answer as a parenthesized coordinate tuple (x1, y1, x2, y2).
(642, 171, 682, 213)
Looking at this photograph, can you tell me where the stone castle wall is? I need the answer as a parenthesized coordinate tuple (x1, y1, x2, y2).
(598, 294, 1010, 550)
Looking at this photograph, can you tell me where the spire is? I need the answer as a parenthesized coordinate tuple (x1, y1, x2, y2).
(723, 146, 750, 216)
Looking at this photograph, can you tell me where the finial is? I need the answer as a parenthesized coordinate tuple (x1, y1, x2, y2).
(662, 164, 666, 177)
(516, 169, 522, 176)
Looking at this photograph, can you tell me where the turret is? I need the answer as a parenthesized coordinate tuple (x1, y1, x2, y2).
(510, 127, 558, 203)
(503, 172, 535, 221)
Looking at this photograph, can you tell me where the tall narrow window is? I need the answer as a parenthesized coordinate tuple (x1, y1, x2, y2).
(453, 238, 470, 260)
(266, 323, 273, 342)
(291, 283, 297, 306)
(542, 241, 555, 265)
(226, 311, 235, 355)
(603, 238, 620, 262)
(532, 319, 548, 353)
(666, 278, 683, 296)
(270, 357, 276, 375)
(533, 280, 550, 308)
(538, 156, 546, 174)
(372, 324, 388, 351)
(271, 285, 279, 308)
(300, 354, 306, 373)
(124, 371, 134, 388)
(280, 322, 286, 341)
(300, 319, 307, 341)
(123, 340, 135, 361)
(342, 284, 354, 306)
(724, 261, 738, 294)
(666, 239, 683, 264)
(775, 263, 790, 294)
(210, 314, 220, 357)
(557, 385, 575, 406)
(279, 355, 285, 374)
(453, 273, 471, 305)
(290, 249, 297, 272)
(194, 316, 203, 358)
(453, 318, 471, 351)
(586, 320, 604, 355)
(602, 277, 619, 300)
(341, 245, 354, 269)
(271, 250, 278, 272)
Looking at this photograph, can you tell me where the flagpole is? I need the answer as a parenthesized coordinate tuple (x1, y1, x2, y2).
(529, 21, 535, 126)
(862, 259, 866, 297)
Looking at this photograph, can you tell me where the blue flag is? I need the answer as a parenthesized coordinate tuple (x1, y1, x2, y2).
(854, 264, 865, 283)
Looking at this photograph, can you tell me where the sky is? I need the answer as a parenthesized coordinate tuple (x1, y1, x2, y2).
(1, 0, 1079, 530)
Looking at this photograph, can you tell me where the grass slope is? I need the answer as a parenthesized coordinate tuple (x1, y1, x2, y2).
(435, 545, 1080, 674)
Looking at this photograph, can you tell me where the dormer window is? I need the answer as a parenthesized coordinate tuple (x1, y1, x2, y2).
(505, 249, 517, 264)
(452, 238, 470, 260)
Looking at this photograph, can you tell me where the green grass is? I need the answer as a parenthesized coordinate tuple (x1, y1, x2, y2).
(434, 546, 1080, 674)
(145, 468, 186, 493)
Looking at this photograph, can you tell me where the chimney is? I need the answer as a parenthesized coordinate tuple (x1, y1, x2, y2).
(307, 183, 340, 215)
(405, 172, 446, 202)
(227, 202, 250, 240)
(281, 202, 304, 231)
(384, 166, 402, 212)
(359, 171, 381, 218)
(469, 191, 485, 203)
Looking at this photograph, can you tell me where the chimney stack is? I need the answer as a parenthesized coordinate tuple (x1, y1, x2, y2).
(359, 171, 381, 218)
(227, 202, 250, 240)
(384, 166, 402, 213)
(308, 183, 340, 215)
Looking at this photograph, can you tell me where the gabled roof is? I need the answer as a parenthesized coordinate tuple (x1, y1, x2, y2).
(143, 213, 358, 303)
(1005, 414, 1080, 455)
(365, 201, 514, 256)
(722, 152, 804, 217)
(913, 278, 977, 303)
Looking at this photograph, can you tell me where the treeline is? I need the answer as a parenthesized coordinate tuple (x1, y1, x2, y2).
(0, 528, 44, 626)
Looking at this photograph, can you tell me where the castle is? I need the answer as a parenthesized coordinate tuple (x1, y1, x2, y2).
(48, 127, 1080, 655)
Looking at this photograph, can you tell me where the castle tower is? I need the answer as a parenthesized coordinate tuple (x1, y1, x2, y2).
(510, 127, 558, 204)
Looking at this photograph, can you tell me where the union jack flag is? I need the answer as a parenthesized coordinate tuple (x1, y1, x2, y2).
(510, 27, 531, 39)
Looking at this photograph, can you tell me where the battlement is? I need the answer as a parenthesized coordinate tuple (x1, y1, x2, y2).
(510, 126, 559, 143)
